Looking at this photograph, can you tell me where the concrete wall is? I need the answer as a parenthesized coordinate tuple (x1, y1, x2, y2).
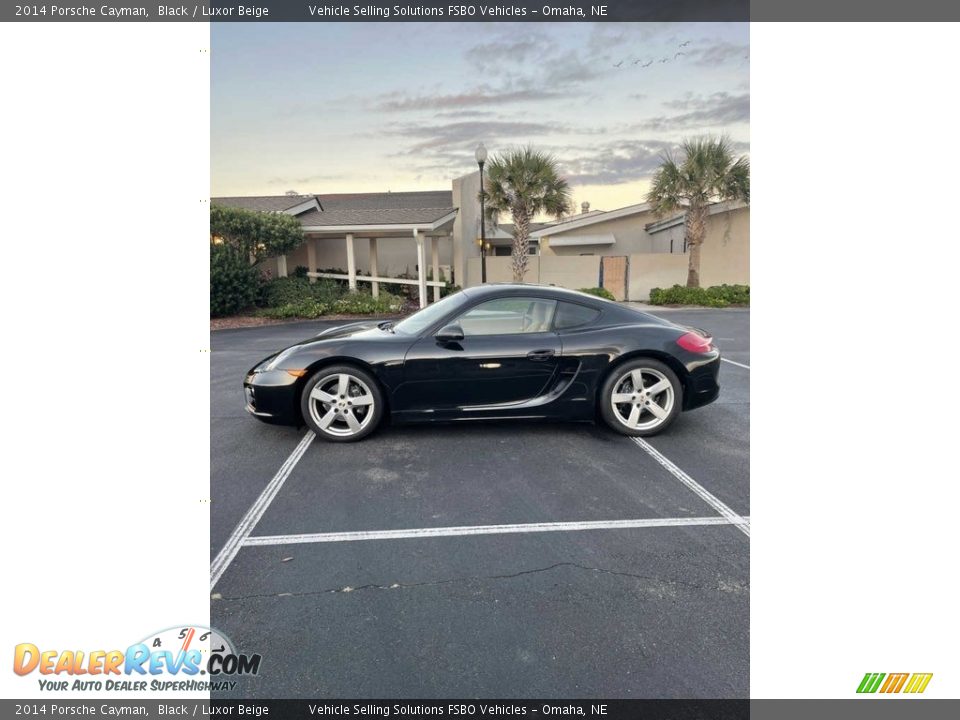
(643, 206, 750, 286)
(466, 255, 600, 290)
(625, 207, 750, 299)
(627, 253, 689, 301)
(699, 206, 750, 287)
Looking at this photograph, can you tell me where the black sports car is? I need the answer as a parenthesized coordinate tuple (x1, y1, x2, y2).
(244, 284, 720, 442)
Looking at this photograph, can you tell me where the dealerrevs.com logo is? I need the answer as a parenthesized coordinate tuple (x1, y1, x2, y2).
(13, 625, 261, 693)
(857, 672, 933, 694)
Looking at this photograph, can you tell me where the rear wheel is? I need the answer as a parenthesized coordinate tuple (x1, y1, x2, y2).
(300, 365, 384, 442)
(600, 358, 682, 437)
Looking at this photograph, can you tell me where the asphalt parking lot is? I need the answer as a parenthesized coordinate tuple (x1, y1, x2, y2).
(210, 308, 749, 698)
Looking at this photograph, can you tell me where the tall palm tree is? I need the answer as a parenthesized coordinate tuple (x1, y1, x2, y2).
(481, 146, 572, 282)
(646, 136, 750, 288)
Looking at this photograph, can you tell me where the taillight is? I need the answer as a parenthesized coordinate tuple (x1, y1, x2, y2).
(676, 331, 713, 353)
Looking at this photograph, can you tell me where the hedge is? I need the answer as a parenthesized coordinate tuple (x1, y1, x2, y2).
(578, 287, 617, 301)
(254, 276, 403, 319)
(210, 244, 259, 317)
(648, 284, 749, 308)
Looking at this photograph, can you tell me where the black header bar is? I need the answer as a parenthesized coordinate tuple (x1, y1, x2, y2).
(8, 0, 960, 21)
(5, 0, 748, 22)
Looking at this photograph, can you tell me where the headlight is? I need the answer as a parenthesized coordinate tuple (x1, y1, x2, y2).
(264, 346, 298, 371)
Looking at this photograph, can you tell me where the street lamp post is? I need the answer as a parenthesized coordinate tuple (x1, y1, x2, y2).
(475, 142, 488, 284)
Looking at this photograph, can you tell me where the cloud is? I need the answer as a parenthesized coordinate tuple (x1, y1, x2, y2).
(637, 92, 750, 131)
(560, 139, 678, 186)
(372, 85, 565, 111)
(385, 119, 569, 155)
(559, 134, 750, 187)
(687, 41, 750, 67)
(266, 173, 342, 186)
(464, 33, 548, 72)
(434, 109, 498, 119)
(371, 28, 606, 113)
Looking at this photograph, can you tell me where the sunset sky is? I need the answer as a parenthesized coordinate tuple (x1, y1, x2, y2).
(211, 22, 749, 211)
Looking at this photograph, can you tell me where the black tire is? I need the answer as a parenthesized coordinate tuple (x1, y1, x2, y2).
(599, 357, 683, 437)
(300, 364, 385, 442)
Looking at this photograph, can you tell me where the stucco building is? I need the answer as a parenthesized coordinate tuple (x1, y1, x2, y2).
(213, 171, 749, 304)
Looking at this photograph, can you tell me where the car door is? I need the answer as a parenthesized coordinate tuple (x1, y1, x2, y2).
(396, 297, 562, 412)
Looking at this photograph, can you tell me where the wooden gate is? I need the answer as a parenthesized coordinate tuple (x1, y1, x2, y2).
(600, 255, 629, 301)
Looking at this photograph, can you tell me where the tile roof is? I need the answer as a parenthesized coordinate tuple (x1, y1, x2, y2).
(211, 195, 315, 213)
(212, 191, 456, 228)
(317, 190, 453, 211)
(296, 206, 455, 227)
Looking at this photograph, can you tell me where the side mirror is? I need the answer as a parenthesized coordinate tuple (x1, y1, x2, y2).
(436, 323, 464, 343)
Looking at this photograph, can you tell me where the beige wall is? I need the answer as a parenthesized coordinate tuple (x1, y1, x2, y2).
(466, 255, 600, 290)
(647, 206, 749, 287)
(699, 206, 749, 287)
(539, 209, 658, 257)
(452, 171, 483, 286)
(625, 207, 750, 299)
(627, 253, 689, 300)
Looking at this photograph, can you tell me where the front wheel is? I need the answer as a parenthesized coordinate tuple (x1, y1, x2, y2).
(600, 358, 682, 437)
(300, 365, 384, 442)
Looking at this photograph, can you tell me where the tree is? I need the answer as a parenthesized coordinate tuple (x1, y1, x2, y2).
(481, 146, 572, 282)
(210, 204, 304, 264)
(646, 136, 750, 288)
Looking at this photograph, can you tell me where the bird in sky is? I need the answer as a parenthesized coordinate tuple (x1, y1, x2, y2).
(641, 60, 653, 68)
(675, 52, 687, 59)
(679, 40, 691, 47)
(659, 57, 670, 63)
(613, 60, 624, 68)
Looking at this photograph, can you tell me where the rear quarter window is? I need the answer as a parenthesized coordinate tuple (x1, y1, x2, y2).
(554, 302, 601, 330)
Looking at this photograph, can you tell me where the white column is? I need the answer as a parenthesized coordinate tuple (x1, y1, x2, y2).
(431, 236, 441, 302)
(306, 238, 317, 283)
(345, 233, 356, 291)
(368, 237, 379, 298)
(276, 254, 288, 278)
(414, 229, 427, 308)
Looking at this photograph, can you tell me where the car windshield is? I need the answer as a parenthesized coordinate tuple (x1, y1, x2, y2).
(392, 290, 470, 336)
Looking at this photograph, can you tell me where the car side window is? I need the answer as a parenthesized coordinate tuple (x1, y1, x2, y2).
(456, 297, 558, 336)
(554, 301, 601, 330)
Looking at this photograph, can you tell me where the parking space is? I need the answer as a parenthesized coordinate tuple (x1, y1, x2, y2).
(210, 308, 749, 697)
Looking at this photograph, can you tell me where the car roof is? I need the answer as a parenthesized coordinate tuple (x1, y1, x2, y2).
(462, 283, 609, 304)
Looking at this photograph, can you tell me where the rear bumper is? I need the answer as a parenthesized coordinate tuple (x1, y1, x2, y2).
(243, 369, 302, 426)
(682, 353, 721, 411)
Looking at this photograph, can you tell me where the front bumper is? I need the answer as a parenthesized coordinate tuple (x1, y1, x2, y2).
(243, 368, 303, 426)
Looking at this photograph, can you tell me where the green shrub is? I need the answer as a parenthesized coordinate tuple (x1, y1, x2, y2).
(578, 287, 617, 301)
(648, 284, 749, 307)
(210, 244, 259, 317)
(257, 276, 341, 308)
(257, 291, 403, 320)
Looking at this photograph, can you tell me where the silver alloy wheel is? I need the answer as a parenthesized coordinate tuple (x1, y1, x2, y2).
(610, 367, 675, 432)
(307, 372, 376, 438)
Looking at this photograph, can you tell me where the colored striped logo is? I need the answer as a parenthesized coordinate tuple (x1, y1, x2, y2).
(857, 672, 933, 694)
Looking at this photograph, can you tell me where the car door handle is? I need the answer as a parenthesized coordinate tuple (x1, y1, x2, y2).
(527, 349, 555, 361)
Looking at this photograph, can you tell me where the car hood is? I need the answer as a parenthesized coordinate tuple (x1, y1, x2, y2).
(314, 320, 381, 340)
(249, 321, 392, 374)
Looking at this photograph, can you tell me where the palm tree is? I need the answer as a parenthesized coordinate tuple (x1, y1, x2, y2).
(481, 146, 572, 282)
(646, 136, 750, 288)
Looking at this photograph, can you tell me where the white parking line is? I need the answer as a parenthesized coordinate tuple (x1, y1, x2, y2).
(631, 437, 750, 538)
(243, 515, 746, 546)
(210, 431, 315, 589)
(721, 358, 750, 370)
